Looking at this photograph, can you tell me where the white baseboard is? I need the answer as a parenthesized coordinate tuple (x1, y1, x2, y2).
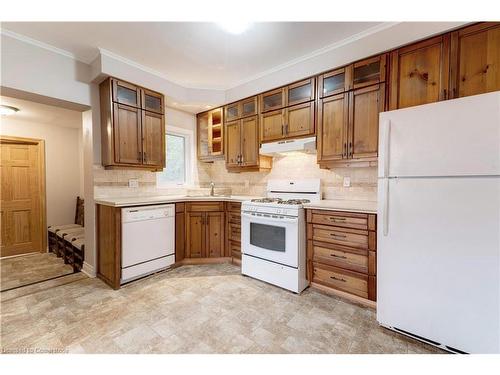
(81, 261, 96, 278)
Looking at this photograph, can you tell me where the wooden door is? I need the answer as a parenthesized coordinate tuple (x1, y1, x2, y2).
(260, 109, 285, 142)
(0, 139, 44, 257)
(113, 103, 142, 164)
(142, 110, 165, 168)
(353, 54, 387, 89)
(197, 111, 210, 160)
(225, 102, 241, 122)
(241, 97, 258, 118)
(286, 102, 315, 139)
(112, 79, 141, 107)
(225, 120, 241, 167)
(205, 212, 224, 258)
(349, 84, 385, 160)
(186, 212, 204, 258)
(389, 35, 450, 109)
(317, 93, 349, 163)
(241, 116, 259, 167)
(450, 22, 500, 98)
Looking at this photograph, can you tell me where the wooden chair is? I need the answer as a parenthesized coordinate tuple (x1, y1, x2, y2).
(48, 196, 84, 254)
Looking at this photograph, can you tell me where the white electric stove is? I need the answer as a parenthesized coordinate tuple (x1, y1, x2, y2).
(241, 179, 321, 293)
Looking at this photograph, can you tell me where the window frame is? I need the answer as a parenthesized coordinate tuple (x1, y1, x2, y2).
(156, 125, 195, 188)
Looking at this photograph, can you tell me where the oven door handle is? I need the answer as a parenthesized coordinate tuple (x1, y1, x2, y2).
(241, 211, 298, 223)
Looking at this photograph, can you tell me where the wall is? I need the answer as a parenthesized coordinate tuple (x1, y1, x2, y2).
(197, 153, 377, 201)
(0, 117, 84, 226)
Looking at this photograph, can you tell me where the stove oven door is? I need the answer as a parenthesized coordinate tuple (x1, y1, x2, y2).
(241, 212, 299, 268)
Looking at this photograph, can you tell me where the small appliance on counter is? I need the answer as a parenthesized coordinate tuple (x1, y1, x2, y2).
(241, 179, 321, 293)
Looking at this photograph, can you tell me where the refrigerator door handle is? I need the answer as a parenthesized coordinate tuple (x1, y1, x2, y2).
(382, 179, 389, 236)
(380, 119, 391, 178)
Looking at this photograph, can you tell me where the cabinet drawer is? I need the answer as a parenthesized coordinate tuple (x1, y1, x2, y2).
(310, 211, 368, 230)
(226, 201, 241, 212)
(312, 224, 368, 249)
(312, 262, 368, 299)
(228, 222, 241, 242)
(313, 242, 368, 274)
(229, 241, 241, 259)
(186, 202, 224, 212)
(227, 211, 241, 225)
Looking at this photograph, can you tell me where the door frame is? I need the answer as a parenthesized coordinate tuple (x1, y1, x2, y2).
(0, 135, 47, 254)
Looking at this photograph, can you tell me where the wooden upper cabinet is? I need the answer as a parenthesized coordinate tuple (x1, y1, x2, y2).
(389, 35, 450, 110)
(318, 66, 352, 98)
(101, 77, 165, 171)
(353, 54, 387, 89)
(317, 93, 349, 163)
(197, 108, 224, 162)
(241, 97, 258, 118)
(225, 102, 241, 122)
(225, 120, 241, 168)
(261, 109, 285, 142)
(142, 110, 165, 167)
(286, 102, 315, 139)
(287, 78, 315, 106)
(241, 115, 259, 167)
(112, 79, 141, 107)
(142, 89, 164, 114)
(113, 103, 142, 165)
(260, 88, 286, 112)
(450, 22, 500, 99)
(349, 84, 385, 160)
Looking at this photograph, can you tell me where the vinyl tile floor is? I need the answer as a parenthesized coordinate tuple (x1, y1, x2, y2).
(1, 252, 74, 292)
(0, 263, 444, 354)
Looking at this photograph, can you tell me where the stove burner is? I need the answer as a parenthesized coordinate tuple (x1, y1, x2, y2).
(250, 198, 283, 203)
(278, 199, 311, 205)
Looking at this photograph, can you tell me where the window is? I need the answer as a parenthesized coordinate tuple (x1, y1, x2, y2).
(156, 126, 193, 187)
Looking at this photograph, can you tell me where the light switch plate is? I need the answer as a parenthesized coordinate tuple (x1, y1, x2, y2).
(128, 179, 139, 188)
(343, 177, 351, 187)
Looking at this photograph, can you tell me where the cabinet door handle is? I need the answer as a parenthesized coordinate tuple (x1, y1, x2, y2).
(330, 253, 348, 259)
(349, 142, 353, 157)
(329, 217, 346, 222)
(330, 233, 347, 239)
(343, 142, 347, 157)
(138, 151, 141, 161)
(330, 276, 347, 283)
(143, 152, 147, 162)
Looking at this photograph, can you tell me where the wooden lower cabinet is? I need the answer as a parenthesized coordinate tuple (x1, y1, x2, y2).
(96, 204, 122, 290)
(225, 202, 242, 262)
(185, 208, 224, 259)
(306, 209, 377, 303)
(175, 203, 185, 262)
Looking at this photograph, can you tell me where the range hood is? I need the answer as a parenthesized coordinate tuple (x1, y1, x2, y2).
(259, 136, 316, 156)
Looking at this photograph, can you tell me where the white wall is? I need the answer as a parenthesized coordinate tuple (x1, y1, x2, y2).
(0, 117, 83, 227)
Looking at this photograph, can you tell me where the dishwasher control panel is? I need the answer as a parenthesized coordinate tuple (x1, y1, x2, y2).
(122, 204, 175, 223)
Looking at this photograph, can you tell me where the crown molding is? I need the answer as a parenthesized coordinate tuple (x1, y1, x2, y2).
(0, 28, 88, 64)
(224, 22, 400, 90)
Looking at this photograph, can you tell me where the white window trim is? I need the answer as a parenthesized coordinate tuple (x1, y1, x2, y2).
(156, 125, 195, 188)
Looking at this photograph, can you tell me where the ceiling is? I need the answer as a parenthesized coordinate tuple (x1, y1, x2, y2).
(1, 22, 383, 90)
(1, 96, 82, 128)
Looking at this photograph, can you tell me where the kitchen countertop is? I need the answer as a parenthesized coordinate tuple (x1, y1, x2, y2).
(303, 199, 377, 214)
(94, 195, 261, 207)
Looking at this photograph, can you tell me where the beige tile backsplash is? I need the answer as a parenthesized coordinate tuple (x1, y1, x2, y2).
(94, 152, 377, 201)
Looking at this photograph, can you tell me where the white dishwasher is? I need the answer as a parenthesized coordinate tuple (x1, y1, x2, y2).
(121, 204, 175, 284)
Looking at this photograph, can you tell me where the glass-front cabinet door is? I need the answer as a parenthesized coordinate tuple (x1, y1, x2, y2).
(260, 88, 285, 112)
(287, 78, 315, 106)
(142, 89, 164, 114)
(225, 102, 240, 122)
(241, 97, 258, 118)
(112, 79, 141, 107)
(197, 111, 210, 160)
(319, 67, 352, 98)
(352, 54, 387, 89)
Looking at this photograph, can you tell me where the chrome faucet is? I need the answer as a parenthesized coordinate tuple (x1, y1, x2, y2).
(209, 181, 215, 196)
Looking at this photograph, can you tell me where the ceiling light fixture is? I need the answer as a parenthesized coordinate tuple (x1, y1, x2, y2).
(0, 105, 20, 116)
(216, 21, 252, 35)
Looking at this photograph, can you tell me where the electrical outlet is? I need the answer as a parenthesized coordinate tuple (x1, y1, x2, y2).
(128, 179, 139, 188)
(343, 177, 351, 187)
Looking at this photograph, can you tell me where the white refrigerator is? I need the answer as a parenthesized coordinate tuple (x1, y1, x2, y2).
(377, 91, 500, 354)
